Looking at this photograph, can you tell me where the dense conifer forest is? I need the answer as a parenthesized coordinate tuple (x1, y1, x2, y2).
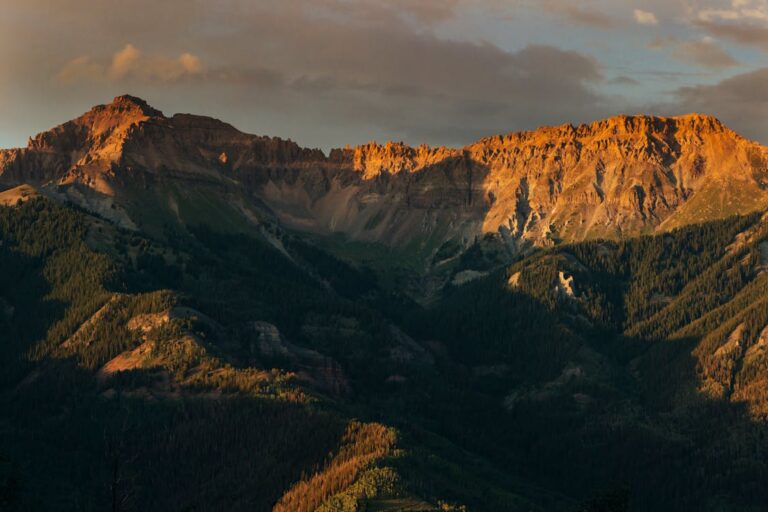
(2, 197, 768, 511)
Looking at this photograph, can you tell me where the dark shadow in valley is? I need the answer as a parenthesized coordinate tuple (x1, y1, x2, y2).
(385, 238, 768, 511)
(1, 359, 349, 512)
(0, 235, 65, 386)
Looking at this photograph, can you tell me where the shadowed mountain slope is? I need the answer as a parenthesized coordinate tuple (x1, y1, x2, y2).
(2, 188, 768, 510)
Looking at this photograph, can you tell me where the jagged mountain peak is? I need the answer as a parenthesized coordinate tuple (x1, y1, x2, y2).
(578, 113, 732, 141)
(24, 94, 164, 156)
(587, 112, 725, 131)
(1, 97, 767, 255)
(475, 113, 731, 147)
(96, 94, 165, 118)
(336, 113, 743, 180)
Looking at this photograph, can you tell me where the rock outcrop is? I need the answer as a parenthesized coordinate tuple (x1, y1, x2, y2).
(2, 95, 768, 254)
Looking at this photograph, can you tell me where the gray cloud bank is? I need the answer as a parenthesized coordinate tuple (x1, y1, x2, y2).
(0, 0, 766, 149)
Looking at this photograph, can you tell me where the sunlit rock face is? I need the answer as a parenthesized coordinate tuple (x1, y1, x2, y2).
(2, 95, 768, 251)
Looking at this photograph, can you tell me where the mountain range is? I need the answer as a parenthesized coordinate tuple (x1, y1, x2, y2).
(2, 95, 767, 292)
(2, 96, 768, 511)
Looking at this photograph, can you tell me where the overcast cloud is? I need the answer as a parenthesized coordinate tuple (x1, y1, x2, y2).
(0, 0, 766, 149)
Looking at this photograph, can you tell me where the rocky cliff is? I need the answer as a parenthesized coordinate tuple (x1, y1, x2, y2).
(2, 95, 767, 255)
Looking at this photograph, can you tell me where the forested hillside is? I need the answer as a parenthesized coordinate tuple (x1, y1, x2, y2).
(2, 195, 768, 511)
(410, 211, 768, 510)
(0, 198, 541, 511)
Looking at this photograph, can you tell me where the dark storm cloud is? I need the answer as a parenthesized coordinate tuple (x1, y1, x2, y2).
(675, 67, 768, 142)
(649, 36, 740, 69)
(687, 0, 768, 51)
(1, 1, 766, 149)
(25, 0, 616, 148)
(561, 6, 623, 29)
(533, 0, 626, 29)
(676, 39, 740, 68)
(695, 20, 768, 49)
(608, 76, 641, 86)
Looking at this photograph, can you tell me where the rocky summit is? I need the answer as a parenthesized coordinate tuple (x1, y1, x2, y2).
(2, 96, 767, 255)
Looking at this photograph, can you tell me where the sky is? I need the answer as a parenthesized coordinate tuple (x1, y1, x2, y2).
(1, 0, 767, 151)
